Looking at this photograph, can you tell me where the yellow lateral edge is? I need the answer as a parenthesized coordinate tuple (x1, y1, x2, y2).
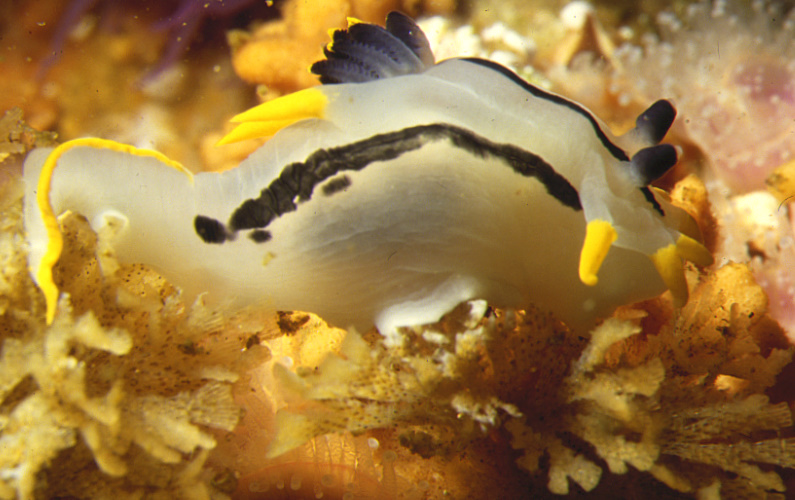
(35, 137, 189, 324)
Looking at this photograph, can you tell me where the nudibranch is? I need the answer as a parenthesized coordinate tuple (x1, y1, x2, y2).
(24, 12, 712, 340)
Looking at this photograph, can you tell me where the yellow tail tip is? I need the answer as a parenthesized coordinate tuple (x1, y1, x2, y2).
(40, 269, 59, 325)
(578, 219, 618, 286)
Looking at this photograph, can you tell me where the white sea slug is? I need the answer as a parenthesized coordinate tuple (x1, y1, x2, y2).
(24, 13, 711, 341)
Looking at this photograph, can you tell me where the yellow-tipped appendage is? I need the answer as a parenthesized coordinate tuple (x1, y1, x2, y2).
(325, 17, 363, 51)
(217, 88, 328, 145)
(675, 233, 713, 267)
(647, 233, 712, 308)
(326, 27, 337, 48)
(35, 138, 190, 324)
(650, 243, 689, 307)
(578, 219, 617, 286)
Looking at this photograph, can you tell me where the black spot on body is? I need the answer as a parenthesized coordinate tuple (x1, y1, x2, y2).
(194, 215, 228, 243)
(249, 229, 272, 243)
(322, 175, 352, 196)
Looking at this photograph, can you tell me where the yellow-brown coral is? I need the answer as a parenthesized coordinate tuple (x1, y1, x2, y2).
(767, 158, 795, 205)
(247, 225, 795, 498)
(0, 171, 253, 498)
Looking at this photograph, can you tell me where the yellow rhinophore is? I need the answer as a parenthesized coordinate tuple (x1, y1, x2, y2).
(35, 138, 190, 324)
(578, 219, 618, 286)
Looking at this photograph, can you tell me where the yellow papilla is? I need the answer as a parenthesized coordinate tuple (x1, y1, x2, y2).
(35, 138, 189, 324)
(218, 88, 328, 145)
(578, 219, 617, 287)
(216, 119, 299, 145)
(650, 243, 688, 307)
(325, 17, 362, 50)
(326, 28, 337, 50)
(675, 233, 714, 267)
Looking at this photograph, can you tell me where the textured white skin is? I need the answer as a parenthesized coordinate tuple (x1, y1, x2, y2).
(24, 59, 684, 337)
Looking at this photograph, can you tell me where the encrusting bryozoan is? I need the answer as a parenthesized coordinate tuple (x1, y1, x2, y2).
(23, 12, 712, 341)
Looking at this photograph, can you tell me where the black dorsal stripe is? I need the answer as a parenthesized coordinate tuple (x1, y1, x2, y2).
(640, 186, 663, 215)
(459, 58, 629, 162)
(459, 58, 665, 216)
(194, 123, 582, 244)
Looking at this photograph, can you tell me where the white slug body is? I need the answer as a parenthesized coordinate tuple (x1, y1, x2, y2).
(24, 13, 711, 338)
